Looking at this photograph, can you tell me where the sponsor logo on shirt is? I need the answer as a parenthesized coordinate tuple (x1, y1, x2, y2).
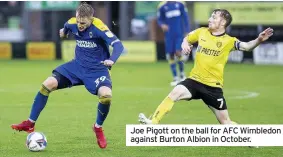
(76, 40, 97, 48)
(165, 10, 181, 18)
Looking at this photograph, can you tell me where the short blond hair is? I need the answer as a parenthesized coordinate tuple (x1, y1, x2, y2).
(76, 2, 94, 17)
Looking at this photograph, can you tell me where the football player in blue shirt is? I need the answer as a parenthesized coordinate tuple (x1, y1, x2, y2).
(157, 1, 189, 86)
(11, 3, 124, 149)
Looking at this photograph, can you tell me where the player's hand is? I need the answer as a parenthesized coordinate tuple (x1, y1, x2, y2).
(59, 28, 68, 38)
(161, 24, 169, 32)
(101, 60, 114, 67)
(181, 40, 193, 55)
(258, 27, 273, 42)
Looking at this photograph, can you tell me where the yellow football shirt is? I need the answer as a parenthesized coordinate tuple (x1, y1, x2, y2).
(187, 27, 240, 88)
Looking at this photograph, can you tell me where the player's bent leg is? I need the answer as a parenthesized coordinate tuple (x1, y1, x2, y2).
(96, 86, 112, 127)
(42, 76, 58, 91)
(29, 76, 59, 122)
(93, 86, 112, 149)
(169, 85, 192, 101)
(208, 106, 259, 148)
(139, 85, 192, 124)
(11, 70, 73, 133)
(208, 106, 236, 124)
(11, 77, 58, 133)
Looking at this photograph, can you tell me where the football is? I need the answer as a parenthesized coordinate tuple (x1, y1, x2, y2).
(26, 132, 47, 152)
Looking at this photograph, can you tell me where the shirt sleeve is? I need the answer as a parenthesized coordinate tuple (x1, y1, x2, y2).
(94, 19, 125, 63)
(63, 22, 70, 35)
(63, 17, 76, 35)
(96, 28, 119, 47)
(186, 28, 203, 44)
(233, 37, 241, 51)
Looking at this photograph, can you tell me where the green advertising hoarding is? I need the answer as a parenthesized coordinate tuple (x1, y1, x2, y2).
(25, 1, 79, 11)
(194, 2, 283, 25)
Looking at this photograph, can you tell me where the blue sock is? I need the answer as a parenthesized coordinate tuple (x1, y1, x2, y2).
(96, 103, 110, 126)
(29, 85, 50, 122)
(170, 63, 177, 78)
(178, 60, 184, 73)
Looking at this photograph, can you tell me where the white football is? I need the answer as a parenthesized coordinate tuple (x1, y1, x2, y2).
(26, 132, 47, 152)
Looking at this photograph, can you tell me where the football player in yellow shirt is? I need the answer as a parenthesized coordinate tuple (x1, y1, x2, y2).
(139, 9, 273, 125)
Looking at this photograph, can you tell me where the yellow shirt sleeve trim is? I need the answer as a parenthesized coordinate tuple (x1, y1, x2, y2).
(92, 18, 109, 31)
(67, 17, 76, 24)
(157, 1, 166, 9)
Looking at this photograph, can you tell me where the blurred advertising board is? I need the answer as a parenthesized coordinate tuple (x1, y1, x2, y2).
(132, 2, 160, 36)
(61, 41, 75, 61)
(26, 42, 56, 60)
(135, 1, 159, 20)
(25, 1, 79, 11)
(194, 2, 283, 25)
(0, 43, 12, 59)
(253, 42, 283, 65)
(61, 41, 156, 62)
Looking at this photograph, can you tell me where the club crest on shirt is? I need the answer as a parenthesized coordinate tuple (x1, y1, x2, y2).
(89, 32, 93, 38)
(105, 31, 114, 38)
(216, 41, 222, 48)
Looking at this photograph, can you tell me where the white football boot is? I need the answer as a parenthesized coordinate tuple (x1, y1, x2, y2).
(138, 113, 153, 124)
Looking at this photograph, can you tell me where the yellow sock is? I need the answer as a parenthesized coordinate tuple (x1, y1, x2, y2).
(223, 120, 237, 125)
(39, 84, 51, 96)
(151, 97, 174, 124)
(230, 121, 238, 125)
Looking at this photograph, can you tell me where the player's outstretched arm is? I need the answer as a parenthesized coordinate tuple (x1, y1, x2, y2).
(238, 27, 273, 51)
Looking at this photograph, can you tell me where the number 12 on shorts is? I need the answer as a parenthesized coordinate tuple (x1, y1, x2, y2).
(95, 76, 106, 87)
(217, 98, 224, 109)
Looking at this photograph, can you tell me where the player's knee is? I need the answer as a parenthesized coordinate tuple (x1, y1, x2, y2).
(42, 77, 58, 91)
(99, 95, 112, 104)
(39, 77, 57, 96)
(168, 85, 186, 101)
(98, 87, 112, 104)
(169, 85, 192, 101)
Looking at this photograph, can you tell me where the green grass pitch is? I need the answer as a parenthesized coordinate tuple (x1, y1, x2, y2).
(0, 60, 282, 157)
